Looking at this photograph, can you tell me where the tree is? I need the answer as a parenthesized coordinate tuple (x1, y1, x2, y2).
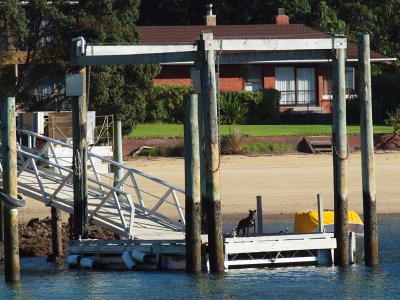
(0, 0, 160, 132)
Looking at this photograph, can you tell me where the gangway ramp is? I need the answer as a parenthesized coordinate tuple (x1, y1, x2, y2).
(0, 129, 186, 240)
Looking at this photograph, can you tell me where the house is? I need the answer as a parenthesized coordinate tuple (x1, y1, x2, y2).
(138, 6, 395, 118)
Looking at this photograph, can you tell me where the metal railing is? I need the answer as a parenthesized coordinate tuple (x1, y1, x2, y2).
(0, 129, 185, 239)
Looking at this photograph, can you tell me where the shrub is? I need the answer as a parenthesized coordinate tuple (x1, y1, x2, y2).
(255, 88, 281, 124)
(346, 96, 360, 124)
(146, 85, 193, 123)
(372, 71, 400, 124)
(384, 107, 400, 134)
(219, 93, 248, 124)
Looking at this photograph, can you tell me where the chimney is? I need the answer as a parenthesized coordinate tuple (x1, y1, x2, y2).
(275, 8, 289, 25)
(204, 4, 216, 26)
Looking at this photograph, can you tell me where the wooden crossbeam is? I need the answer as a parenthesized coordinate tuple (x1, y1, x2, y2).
(70, 37, 347, 66)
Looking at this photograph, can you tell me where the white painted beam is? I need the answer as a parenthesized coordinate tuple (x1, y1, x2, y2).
(82, 37, 346, 58)
(85, 44, 197, 56)
(213, 38, 347, 51)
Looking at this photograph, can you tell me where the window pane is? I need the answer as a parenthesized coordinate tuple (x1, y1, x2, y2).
(275, 67, 295, 105)
(296, 68, 316, 105)
(345, 67, 354, 90)
(245, 65, 262, 91)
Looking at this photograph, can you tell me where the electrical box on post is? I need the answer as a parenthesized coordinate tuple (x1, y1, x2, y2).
(65, 74, 84, 96)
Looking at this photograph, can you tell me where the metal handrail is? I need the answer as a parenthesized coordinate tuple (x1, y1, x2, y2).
(0, 189, 25, 207)
(0, 129, 185, 238)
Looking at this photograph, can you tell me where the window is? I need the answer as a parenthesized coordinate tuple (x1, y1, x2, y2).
(275, 67, 316, 105)
(323, 67, 355, 98)
(244, 65, 262, 91)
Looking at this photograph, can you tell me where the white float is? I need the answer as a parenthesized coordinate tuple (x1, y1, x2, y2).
(122, 250, 137, 270)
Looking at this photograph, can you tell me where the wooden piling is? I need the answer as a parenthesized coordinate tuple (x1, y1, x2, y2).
(51, 207, 63, 257)
(184, 94, 202, 273)
(0, 202, 4, 242)
(72, 67, 88, 239)
(68, 214, 74, 241)
(332, 45, 349, 266)
(198, 88, 208, 234)
(358, 33, 379, 266)
(1, 97, 21, 282)
(256, 196, 263, 234)
(113, 115, 123, 188)
(199, 32, 225, 273)
(317, 194, 324, 233)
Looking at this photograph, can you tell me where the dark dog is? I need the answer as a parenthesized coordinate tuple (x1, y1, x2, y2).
(235, 210, 257, 237)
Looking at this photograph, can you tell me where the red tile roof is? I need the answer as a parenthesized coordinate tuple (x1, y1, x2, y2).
(138, 24, 392, 61)
(138, 24, 329, 45)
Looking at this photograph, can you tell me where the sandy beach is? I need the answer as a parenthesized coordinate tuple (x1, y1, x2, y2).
(17, 151, 400, 223)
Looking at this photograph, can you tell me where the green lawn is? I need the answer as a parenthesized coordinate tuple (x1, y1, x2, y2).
(125, 124, 394, 138)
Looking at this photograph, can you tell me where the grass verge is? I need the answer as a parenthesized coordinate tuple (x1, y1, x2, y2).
(126, 124, 393, 138)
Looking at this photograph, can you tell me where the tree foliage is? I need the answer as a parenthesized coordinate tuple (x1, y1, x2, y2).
(0, 0, 160, 132)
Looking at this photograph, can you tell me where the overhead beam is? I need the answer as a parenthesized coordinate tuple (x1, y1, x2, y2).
(82, 38, 346, 57)
(213, 38, 347, 51)
(85, 44, 197, 56)
(70, 51, 196, 66)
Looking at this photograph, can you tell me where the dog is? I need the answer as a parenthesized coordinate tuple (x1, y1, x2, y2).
(235, 210, 257, 237)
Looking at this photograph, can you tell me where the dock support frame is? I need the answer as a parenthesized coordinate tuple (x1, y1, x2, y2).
(332, 45, 349, 266)
(359, 33, 379, 266)
(184, 94, 202, 273)
(199, 32, 224, 273)
(72, 67, 89, 239)
(1, 97, 21, 282)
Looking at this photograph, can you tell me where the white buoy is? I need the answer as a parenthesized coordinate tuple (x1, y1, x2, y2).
(66, 254, 81, 265)
(131, 249, 147, 263)
(80, 257, 97, 269)
(122, 250, 137, 270)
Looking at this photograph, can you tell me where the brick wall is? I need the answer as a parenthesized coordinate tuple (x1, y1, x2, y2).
(154, 63, 333, 113)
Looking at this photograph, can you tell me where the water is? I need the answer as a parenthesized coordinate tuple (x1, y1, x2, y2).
(1, 214, 399, 299)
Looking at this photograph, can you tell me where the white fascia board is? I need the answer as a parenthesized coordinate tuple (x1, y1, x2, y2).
(85, 44, 197, 56)
(210, 38, 347, 51)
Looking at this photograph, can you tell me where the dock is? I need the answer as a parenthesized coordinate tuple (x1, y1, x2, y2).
(66, 232, 337, 270)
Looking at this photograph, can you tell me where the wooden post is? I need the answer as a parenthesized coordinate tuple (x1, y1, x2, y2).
(332, 45, 349, 266)
(317, 194, 324, 233)
(199, 32, 224, 273)
(198, 89, 208, 234)
(68, 214, 74, 241)
(72, 67, 88, 239)
(184, 94, 202, 273)
(113, 115, 123, 187)
(1, 97, 21, 282)
(359, 33, 379, 266)
(256, 196, 263, 234)
(51, 207, 63, 257)
(0, 202, 4, 242)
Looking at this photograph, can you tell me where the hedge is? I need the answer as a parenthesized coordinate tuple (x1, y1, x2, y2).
(145, 84, 281, 125)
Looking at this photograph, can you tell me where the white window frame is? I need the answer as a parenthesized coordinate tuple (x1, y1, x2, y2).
(275, 67, 316, 106)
